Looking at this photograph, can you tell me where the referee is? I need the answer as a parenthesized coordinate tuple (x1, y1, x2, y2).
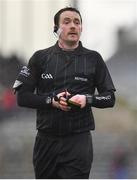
(13, 7, 116, 179)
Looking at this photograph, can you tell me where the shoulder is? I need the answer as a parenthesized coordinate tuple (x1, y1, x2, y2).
(28, 45, 55, 66)
(82, 46, 102, 57)
(81, 46, 108, 71)
(82, 46, 104, 62)
(32, 45, 54, 59)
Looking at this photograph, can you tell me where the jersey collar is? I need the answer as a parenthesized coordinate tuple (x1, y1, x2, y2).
(53, 41, 85, 55)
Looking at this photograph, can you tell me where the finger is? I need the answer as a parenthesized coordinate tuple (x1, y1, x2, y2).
(60, 102, 69, 108)
(58, 92, 66, 96)
(60, 96, 67, 102)
(60, 100, 68, 106)
(59, 96, 68, 106)
(66, 91, 71, 96)
(59, 105, 70, 111)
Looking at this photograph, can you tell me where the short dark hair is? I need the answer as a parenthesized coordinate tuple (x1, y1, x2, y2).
(54, 7, 82, 27)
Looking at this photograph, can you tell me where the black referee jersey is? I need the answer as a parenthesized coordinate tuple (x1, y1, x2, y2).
(15, 41, 116, 136)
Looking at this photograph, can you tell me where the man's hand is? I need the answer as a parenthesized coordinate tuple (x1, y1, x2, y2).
(52, 91, 71, 111)
(69, 94, 86, 108)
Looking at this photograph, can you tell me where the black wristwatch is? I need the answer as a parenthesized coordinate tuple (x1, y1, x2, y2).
(85, 94, 93, 105)
(45, 96, 52, 105)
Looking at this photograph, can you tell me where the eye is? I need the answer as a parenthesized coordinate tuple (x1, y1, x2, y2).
(64, 20, 70, 24)
(63, 18, 70, 24)
(75, 21, 80, 25)
(74, 19, 80, 25)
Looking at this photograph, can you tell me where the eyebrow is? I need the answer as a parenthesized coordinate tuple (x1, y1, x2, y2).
(63, 17, 80, 22)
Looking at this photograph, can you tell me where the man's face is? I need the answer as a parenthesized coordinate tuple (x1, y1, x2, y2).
(58, 11, 82, 44)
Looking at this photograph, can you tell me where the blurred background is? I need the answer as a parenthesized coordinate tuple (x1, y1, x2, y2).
(0, 0, 137, 178)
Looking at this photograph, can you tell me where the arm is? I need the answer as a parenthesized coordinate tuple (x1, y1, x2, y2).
(17, 84, 53, 109)
(85, 90, 115, 108)
(13, 52, 53, 109)
(68, 90, 115, 109)
(88, 52, 116, 108)
(17, 84, 71, 111)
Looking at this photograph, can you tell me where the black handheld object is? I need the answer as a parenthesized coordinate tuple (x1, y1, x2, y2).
(67, 99, 81, 110)
(53, 91, 81, 110)
(65, 90, 81, 110)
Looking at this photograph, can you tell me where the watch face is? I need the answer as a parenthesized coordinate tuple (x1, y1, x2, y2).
(46, 97, 51, 104)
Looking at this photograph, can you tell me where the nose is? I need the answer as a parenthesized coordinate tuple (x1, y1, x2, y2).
(70, 22, 76, 28)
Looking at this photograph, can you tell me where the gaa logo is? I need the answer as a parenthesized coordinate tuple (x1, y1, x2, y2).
(41, 73, 53, 79)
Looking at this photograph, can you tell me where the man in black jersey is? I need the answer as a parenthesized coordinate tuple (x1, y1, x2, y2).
(13, 7, 116, 179)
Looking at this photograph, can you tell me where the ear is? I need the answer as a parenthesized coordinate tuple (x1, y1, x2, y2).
(79, 26, 82, 36)
(81, 26, 83, 33)
(56, 28, 63, 36)
(53, 25, 58, 33)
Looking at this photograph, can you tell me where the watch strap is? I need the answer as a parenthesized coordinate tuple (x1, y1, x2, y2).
(45, 96, 52, 105)
(85, 94, 93, 105)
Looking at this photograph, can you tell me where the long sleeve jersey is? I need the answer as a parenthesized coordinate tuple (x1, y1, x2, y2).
(14, 41, 116, 136)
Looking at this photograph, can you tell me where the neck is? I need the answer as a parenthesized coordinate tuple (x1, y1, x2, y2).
(58, 40, 79, 51)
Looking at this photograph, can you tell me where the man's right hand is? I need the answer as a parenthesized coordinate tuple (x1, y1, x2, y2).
(52, 91, 71, 111)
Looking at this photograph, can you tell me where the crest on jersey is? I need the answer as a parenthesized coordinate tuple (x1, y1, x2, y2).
(20, 66, 30, 77)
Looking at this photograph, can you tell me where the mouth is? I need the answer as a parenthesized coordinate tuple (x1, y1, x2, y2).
(68, 32, 78, 36)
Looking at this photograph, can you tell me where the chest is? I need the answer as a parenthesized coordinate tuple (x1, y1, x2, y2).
(38, 54, 96, 92)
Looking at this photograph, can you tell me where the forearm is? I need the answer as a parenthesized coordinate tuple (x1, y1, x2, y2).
(86, 91, 115, 108)
(17, 85, 52, 109)
(17, 92, 52, 109)
(17, 89, 71, 111)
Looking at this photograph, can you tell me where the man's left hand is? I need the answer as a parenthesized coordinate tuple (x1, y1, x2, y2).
(69, 94, 86, 108)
